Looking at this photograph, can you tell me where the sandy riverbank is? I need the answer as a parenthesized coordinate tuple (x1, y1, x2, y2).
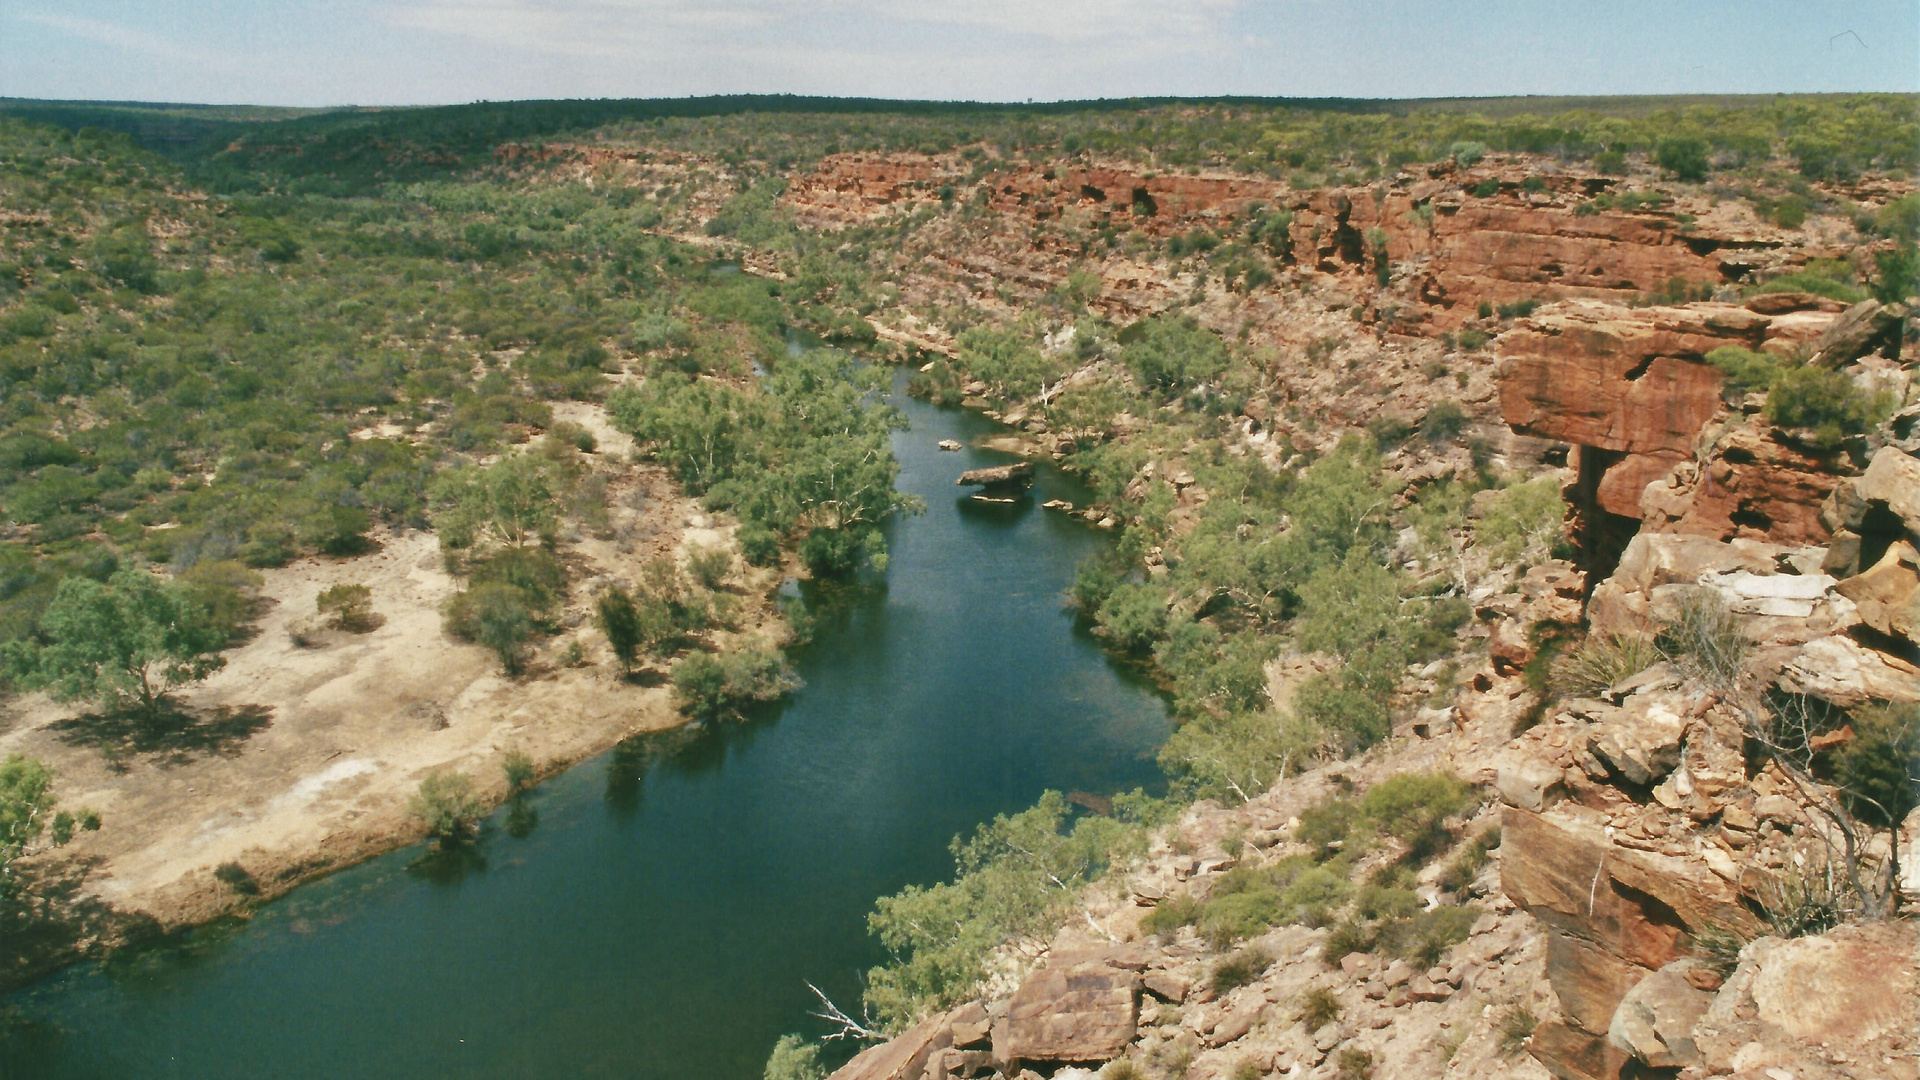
(0, 412, 784, 983)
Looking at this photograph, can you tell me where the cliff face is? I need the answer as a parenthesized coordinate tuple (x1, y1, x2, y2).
(782, 152, 1787, 330)
(776, 149, 1918, 1080)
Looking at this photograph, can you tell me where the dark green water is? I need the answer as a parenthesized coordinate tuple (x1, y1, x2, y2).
(0, 376, 1171, 1080)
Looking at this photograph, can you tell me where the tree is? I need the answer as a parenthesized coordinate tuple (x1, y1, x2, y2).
(447, 582, 534, 675)
(1120, 315, 1230, 395)
(1, 754, 55, 892)
(596, 587, 644, 674)
(429, 451, 571, 551)
(17, 569, 227, 717)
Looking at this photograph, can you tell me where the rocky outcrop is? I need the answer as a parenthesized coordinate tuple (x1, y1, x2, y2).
(991, 947, 1143, 1066)
(1499, 300, 1869, 556)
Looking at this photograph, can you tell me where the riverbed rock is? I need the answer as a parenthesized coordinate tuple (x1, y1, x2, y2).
(991, 953, 1140, 1066)
(956, 462, 1034, 488)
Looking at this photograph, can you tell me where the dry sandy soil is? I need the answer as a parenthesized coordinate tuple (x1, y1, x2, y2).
(0, 403, 782, 937)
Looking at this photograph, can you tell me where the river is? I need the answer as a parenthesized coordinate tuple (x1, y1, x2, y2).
(0, 372, 1172, 1080)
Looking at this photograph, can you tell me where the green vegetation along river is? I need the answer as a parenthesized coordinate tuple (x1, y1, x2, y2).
(0, 374, 1173, 1080)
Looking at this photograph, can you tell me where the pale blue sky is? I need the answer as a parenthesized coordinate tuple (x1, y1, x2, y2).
(1, 1, 1915, 106)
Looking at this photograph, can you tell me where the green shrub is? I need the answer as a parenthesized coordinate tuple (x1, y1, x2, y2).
(502, 748, 535, 793)
(316, 582, 376, 632)
(1376, 904, 1478, 966)
(1448, 141, 1486, 166)
(1873, 243, 1918, 303)
(446, 581, 536, 674)
(1468, 179, 1499, 198)
(1296, 796, 1363, 856)
(1360, 772, 1474, 862)
(1421, 401, 1468, 443)
(1830, 702, 1919, 829)
(1094, 583, 1168, 654)
(1322, 919, 1374, 966)
(1474, 477, 1567, 566)
(686, 543, 731, 590)
(1120, 315, 1230, 394)
(1655, 136, 1709, 181)
(1142, 892, 1204, 937)
(213, 861, 259, 895)
(671, 646, 800, 721)
(1765, 365, 1891, 449)
(1210, 947, 1271, 992)
(1457, 328, 1490, 351)
(1705, 345, 1785, 398)
(1498, 1006, 1537, 1055)
(410, 771, 484, 840)
(1749, 270, 1866, 304)
(762, 1034, 825, 1080)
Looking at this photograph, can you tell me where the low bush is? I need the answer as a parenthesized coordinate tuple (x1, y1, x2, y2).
(213, 861, 260, 895)
(1300, 986, 1342, 1030)
(1550, 633, 1660, 698)
(1705, 345, 1784, 398)
(1749, 270, 1866, 304)
(1656, 588, 1750, 689)
(1375, 904, 1478, 966)
(1497, 1006, 1538, 1055)
(316, 583, 376, 632)
(1421, 401, 1468, 443)
(686, 543, 731, 590)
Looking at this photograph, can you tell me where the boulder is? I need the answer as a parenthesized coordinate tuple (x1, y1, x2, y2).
(829, 1012, 956, 1080)
(991, 955, 1140, 1065)
(1808, 299, 1908, 368)
(1833, 540, 1920, 646)
(1607, 961, 1713, 1068)
(1772, 634, 1920, 706)
(1743, 924, 1919, 1045)
(1854, 448, 1920, 541)
(1529, 1019, 1635, 1080)
(1496, 755, 1567, 812)
(1587, 696, 1687, 786)
(1634, 421, 1852, 545)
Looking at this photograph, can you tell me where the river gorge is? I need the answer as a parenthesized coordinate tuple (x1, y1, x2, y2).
(0, 376, 1174, 1079)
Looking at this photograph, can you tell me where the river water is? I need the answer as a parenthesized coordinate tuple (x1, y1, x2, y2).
(0, 373, 1172, 1080)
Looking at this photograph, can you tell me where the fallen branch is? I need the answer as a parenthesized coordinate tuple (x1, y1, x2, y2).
(807, 981, 886, 1042)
